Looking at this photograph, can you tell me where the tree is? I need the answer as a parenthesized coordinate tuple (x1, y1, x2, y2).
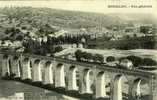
(93, 54, 104, 63)
(97, 54, 104, 63)
(142, 58, 157, 66)
(16, 35, 23, 41)
(82, 51, 88, 61)
(54, 46, 63, 53)
(4, 29, 10, 34)
(140, 26, 151, 34)
(126, 55, 143, 67)
(85, 52, 93, 61)
(15, 28, 21, 34)
(21, 26, 27, 30)
(75, 50, 82, 61)
(106, 56, 115, 62)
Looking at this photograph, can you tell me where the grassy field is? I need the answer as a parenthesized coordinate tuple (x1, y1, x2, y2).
(76, 48, 157, 61)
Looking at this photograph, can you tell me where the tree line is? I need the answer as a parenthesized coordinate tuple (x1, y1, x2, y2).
(120, 55, 157, 67)
(23, 39, 63, 56)
(47, 34, 89, 45)
(75, 50, 157, 69)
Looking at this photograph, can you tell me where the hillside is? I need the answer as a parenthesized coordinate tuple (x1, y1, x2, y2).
(0, 7, 157, 38)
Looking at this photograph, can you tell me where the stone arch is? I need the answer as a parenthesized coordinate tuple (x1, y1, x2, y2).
(32, 59, 42, 82)
(132, 78, 141, 98)
(2, 55, 10, 77)
(113, 75, 123, 100)
(112, 74, 129, 100)
(82, 69, 94, 94)
(55, 63, 65, 87)
(67, 66, 78, 90)
(122, 75, 129, 100)
(140, 79, 151, 100)
(22, 58, 31, 80)
(29, 59, 33, 78)
(96, 71, 107, 98)
(132, 78, 150, 100)
(43, 61, 53, 84)
(12, 56, 21, 78)
(8, 58, 12, 75)
(105, 73, 112, 97)
(18, 59, 23, 78)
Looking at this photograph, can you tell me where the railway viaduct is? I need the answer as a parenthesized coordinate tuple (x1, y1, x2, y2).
(0, 52, 157, 100)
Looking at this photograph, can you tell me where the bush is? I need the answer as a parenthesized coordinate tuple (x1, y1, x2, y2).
(126, 55, 143, 67)
(93, 54, 104, 63)
(75, 50, 104, 63)
(142, 58, 157, 66)
(81, 51, 88, 61)
(106, 56, 115, 62)
(75, 50, 82, 61)
(85, 52, 93, 61)
(54, 46, 63, 52)
(119, 58, 133, 69)
(16, 35, 23, 41)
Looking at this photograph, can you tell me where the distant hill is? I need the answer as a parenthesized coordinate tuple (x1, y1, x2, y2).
(0, 7, 157, 38)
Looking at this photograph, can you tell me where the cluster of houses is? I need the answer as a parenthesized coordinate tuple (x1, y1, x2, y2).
(108, 24, 156, 41)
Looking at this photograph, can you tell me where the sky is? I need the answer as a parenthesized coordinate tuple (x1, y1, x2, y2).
(0, 0, 157, 15)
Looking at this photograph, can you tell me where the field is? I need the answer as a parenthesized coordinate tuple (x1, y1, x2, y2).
(56, 48, 157, 62)
(81, 49, 157, 60)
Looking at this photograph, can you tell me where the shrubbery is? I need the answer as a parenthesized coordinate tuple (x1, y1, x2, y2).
(75, 50, 82, 61)
(119, 55, 157, 67)
(75, 50, 104, 63)
(126, 55, 143, 67)
(93, 54, 104, 63)
(75, 51, 157, 67)
(142, 58, 157, 66)
(106, 56, 115, 62)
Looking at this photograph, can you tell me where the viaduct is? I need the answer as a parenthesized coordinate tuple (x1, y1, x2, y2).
(0, 52, 157, 100)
